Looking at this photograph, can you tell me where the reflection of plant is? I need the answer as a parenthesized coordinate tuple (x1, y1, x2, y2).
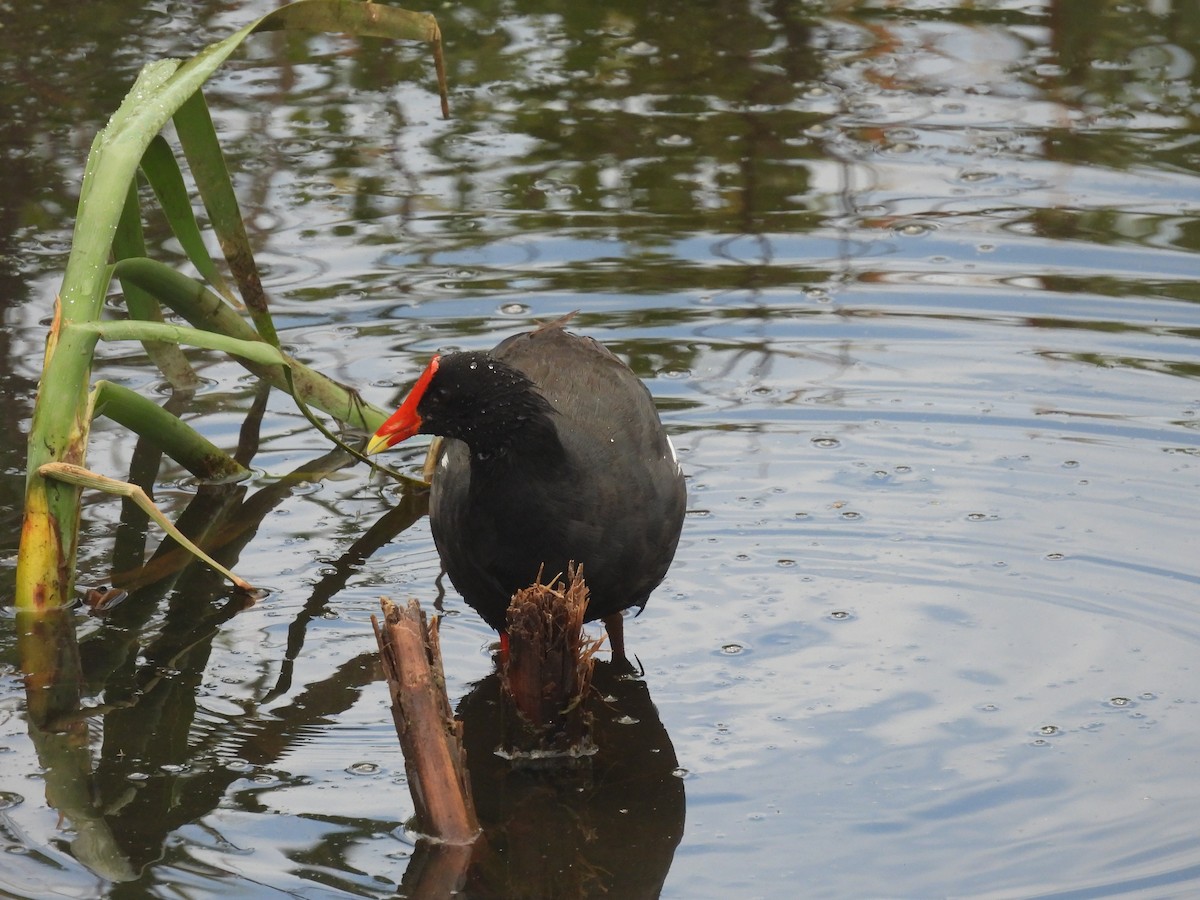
(15, 1, 445, 726)
(45, 439, 424, 879)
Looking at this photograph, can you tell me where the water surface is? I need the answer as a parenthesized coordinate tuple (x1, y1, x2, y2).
(2, 1, 1200, 897)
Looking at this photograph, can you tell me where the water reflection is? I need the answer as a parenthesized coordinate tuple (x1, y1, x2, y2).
(447, 659, 684, 899)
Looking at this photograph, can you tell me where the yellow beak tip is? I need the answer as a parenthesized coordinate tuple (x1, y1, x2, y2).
(364, 434, 389, 456)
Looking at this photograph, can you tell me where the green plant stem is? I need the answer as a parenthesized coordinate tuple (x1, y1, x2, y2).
(91, 381, 250, 482)
(111, 258, 389, 431)
(77, 319, 288, 367)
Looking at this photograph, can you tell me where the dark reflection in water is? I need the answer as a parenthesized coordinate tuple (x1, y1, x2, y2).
(448, 659, 685, 899)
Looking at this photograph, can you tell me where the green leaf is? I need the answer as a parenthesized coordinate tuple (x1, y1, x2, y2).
(110, 258, 390, 432)
(91, 381, 250, 481)
(114, 177, 202, 389)
(139, 135, 238, 305)
(174, 91, 273, 341)
(75, 319, 288, 367)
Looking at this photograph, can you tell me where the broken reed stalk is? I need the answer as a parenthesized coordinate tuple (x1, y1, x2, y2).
(372, 598, 479, 844)
(501, 564, 599, 756)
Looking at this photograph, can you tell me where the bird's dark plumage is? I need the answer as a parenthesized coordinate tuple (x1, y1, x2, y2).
(368, 320, 686, 648)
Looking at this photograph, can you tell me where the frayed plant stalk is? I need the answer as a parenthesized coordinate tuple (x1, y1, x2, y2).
(501, 564, 601, 758)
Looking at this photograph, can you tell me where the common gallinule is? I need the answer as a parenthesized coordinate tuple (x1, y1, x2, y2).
(366, 317, 686, 657)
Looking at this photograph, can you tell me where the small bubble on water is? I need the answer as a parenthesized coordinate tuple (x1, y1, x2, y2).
(1030, 738, 1051, 748)
(499, 302, 529, 315)
(1039, 725, 1060, 736)
(1062, 459, 1079, 468)
(776, 559, 796, 568)
(811, 436, 841, 449)
(895, 222, 931, 236)
(1045, 552, 1065, 561)
(1109, 697, 1132, 707)
(672, 766, 690, 779)
(721, 642, 744, 655)
(840, 510, 862, 520)
(829, 610, 853, 621)
(348, 761, 381, 776)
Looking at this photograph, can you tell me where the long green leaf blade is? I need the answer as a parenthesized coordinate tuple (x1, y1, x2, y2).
(91, 381, 250, 481)
(114, 178, 202, 389)
(77, 320, 287, 367)
(140, 135, 238, 305)
(173, 91, 273, 341)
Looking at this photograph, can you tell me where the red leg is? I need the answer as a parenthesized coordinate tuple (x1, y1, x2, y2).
(603, 612, 626, 661)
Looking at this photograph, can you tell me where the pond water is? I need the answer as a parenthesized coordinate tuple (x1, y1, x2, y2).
(3, 0, 1200, 897)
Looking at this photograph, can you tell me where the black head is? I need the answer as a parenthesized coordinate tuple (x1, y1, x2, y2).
(369, 351, 561, 461)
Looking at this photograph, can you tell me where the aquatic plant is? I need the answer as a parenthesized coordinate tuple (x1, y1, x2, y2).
(15, 1, 446, 721)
